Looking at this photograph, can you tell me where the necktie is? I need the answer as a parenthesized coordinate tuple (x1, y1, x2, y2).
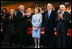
(48, 11, 50, 19)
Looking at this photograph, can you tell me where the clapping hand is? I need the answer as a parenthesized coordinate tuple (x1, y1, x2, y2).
(58, 13, 63, 19)
(9, 16, 12, 20)
(2, 16, 5, 20)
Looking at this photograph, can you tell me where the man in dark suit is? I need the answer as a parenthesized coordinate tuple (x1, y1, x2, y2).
(42, 3, 56, 48)
(55, 4, 70, 48)
(16, 5, 27, 47)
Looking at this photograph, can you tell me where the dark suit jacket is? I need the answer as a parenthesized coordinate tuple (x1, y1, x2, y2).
(7, 15, 16, 34)
(42, 10, 56, 29)
(55, 11, 70, 30)
(25, 12, 34, 20)
(16, 11, 27, 33)
(16, 11, 26, 22)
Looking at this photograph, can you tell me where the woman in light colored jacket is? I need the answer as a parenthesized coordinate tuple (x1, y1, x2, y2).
(32, 8, 42, 48)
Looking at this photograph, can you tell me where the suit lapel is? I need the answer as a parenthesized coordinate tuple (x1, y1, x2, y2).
(44, 11, 48, 20)
(48, 10, 52, 19)
(49, 10, 54, 19)
(46, 11, 48, 20)
(50, 10, 53, 17)
(62, 11, 66, 18)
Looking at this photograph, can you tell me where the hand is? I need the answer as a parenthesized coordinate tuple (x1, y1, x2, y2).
(27, 19, 31, 21)
(60, 14, 63, 19)
(9, 16, 12, 20)
(70, 20, 71, 23)
(27, 13, 30, 16)
(27, 19, 29, 21)
(54, 28, 56, 31)
(35, 27, 38, 30)
(35, 26, 38, 30)
(1, 13, 2, 16)
(58, 13, 63, 19)
(24, 13, 27, 16)
(2, 16, 5, 20)
(67, 33, 69, 36)
(55, 31, 57, 36)
(43, 27, 44, 29)
(36, 26, 38, 28)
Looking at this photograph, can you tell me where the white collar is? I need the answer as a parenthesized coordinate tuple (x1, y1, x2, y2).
(61, 11, 64, 14)
(48, 10, 52, 13)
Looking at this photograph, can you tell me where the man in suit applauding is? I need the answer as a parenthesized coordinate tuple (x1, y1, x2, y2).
(55, 4, 70, 48)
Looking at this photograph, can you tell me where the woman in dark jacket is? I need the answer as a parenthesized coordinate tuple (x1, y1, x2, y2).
(7, 9, 16, 46)
(1, 8, 9, 43)
(25, 8, 34, 46)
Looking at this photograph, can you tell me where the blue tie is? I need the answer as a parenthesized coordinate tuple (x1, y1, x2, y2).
(48, 11, 50, 19)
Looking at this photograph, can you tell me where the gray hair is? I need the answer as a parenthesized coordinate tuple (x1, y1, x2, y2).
(19, 5, 24, 11)
(10, 9, 15, 15)
(59, 4, 66, 8)
(10, 9, 15, 12)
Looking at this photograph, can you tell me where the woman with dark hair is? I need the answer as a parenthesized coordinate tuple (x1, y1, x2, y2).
(32, 8, 42, 48)
(2, 8, 7, 14)
(1, 8, 9, 43)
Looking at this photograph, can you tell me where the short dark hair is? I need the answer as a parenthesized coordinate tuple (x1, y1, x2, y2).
(2, 8, 7, 14)
(2, 8, 7, 12)
(37, 8, 40, 13)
